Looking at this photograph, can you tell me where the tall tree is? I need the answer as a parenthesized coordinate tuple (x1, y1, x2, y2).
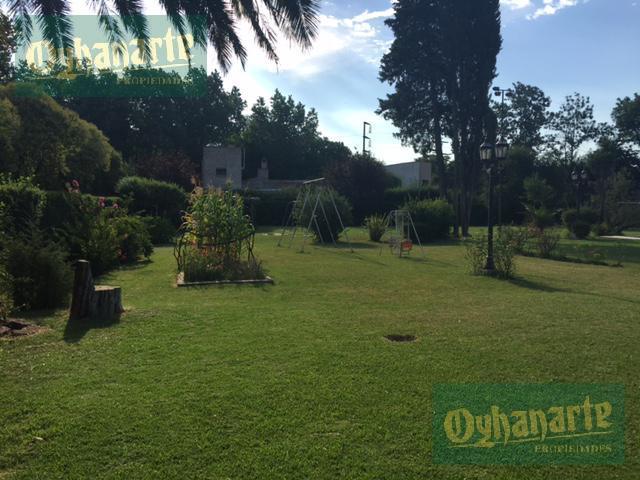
(0, 12, 15, 83)
(6, 0, 319, 72)
(379, 0, 502, 236)
(242, 90, 349, 180)
(546, 93, 602, 169)
(612, 94, 640, 150)
(491, 82, 550, 149)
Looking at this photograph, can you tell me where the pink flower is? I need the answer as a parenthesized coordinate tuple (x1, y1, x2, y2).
(112, 203, 119, 209)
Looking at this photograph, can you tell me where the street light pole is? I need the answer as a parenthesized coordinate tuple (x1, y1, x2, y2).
(492, 87, 514, 229)
(480, 138, 509, 275)
(480, 141, 496, 273)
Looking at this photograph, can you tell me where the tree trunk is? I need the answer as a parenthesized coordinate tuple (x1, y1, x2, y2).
(69, 260, 123, 320)
(91, 286, 123, 318)
(69, 260, 94, 321)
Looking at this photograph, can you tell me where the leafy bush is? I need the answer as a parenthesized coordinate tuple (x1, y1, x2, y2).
(116, 176, 187, 224)
(0, 176, 46, 234)
(141, 216, 176, 244)
(465, 233, 516, 279)
(0, 263, 12, 320)
(532, 229, 560, 258)
(112, 216, 153, 264)
(499, 226, 529, 254)
(562, 208, 598, 239)
(3, 229, 72, 310)
(295, 190, 353, 244)
(402, 198, 454, 242)
(242, 189, 298, 226)
(383, 186, 439, 213)
(364, 214, 387, 242)
(40, 191, 119, 231)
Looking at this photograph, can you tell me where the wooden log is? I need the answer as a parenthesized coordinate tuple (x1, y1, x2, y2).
(90, 286, 123, 318)
(69, 260, 123, 320)
(69, 260, 94, 320)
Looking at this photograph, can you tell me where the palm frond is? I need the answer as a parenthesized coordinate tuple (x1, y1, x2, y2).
(231, 0, 278, 63)
(111, 0, 150, 61)
(32, 0, 74, 60)
(265, 0, 319, 49)
(8, 0, 35, 42)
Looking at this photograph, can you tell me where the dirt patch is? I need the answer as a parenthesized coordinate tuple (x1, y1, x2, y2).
(0, 319, 48, 338)
(384, 334, 417, 343)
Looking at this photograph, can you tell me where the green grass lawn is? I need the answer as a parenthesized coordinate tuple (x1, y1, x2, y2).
(1, 229, 639, 479)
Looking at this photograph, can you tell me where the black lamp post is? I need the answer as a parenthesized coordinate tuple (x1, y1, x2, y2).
(493, 87, 513, 228)
(571, 168, 588, 213)
(480, 137, 510, 274)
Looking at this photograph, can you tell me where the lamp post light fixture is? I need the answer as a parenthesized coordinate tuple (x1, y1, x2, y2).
(480, 137, 510, 274)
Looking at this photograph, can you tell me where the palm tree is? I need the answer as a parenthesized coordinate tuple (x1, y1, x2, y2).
(5, 0, 319, 71)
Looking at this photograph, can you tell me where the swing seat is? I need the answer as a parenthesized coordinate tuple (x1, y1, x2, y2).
(401, 240, 413, 252)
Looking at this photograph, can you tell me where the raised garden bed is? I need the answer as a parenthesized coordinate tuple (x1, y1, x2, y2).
(176, 272, 274, 287)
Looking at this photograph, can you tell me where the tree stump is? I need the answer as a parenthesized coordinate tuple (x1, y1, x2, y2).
(69, 260, 123, 320)
(91, 286, 123, 318)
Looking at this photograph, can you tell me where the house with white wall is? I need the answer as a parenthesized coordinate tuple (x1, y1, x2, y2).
(385, 161, 432, 188)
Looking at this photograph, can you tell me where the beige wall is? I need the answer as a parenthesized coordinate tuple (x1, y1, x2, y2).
(202, 146, 243, 189)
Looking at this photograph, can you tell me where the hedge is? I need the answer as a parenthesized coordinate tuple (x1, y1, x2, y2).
(116, 176, 187, 225)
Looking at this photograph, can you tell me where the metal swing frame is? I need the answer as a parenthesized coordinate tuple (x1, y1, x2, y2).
(278, 178, 353, 253)
(379, 210, 425, 258)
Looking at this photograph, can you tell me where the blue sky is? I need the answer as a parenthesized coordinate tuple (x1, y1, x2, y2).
(222, 0, 640, 164)
(64, 0, 640, 163)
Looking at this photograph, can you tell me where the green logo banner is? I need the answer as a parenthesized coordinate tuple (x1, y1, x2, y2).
(15, 15, 207, 97)
(433, 384, 624, 465)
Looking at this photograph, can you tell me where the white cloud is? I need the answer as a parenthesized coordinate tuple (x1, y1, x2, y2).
(501, 0, 533, 9)
(528, 0, 580, 19)
(351, 8, 395, 23)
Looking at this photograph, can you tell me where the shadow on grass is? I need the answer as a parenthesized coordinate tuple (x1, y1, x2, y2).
(508, 277, 570, 293)
(508, 276, 640, 306)
(63, 313, 121, 343)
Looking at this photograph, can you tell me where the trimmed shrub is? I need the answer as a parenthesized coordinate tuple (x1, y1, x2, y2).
(295, 190, 353, 244)
(3, 229, 72, 310)
(0, 176, 46, 234)
(116, 176, 187, 224)
(562, 208, 598, 239)
(112, 216, 153, 264)
(402, 198, 454, 242)
(364, 214, 387, 242)
(383, 186, 439, 213)
(141, 216, 176, 244)
(242, 189, 298, 227)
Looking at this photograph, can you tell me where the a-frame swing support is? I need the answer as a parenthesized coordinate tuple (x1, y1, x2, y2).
(277, 178, 353, 253)
(380, 210, 425, 258)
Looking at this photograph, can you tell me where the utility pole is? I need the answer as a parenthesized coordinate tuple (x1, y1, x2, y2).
(362, 122, 371, 156)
